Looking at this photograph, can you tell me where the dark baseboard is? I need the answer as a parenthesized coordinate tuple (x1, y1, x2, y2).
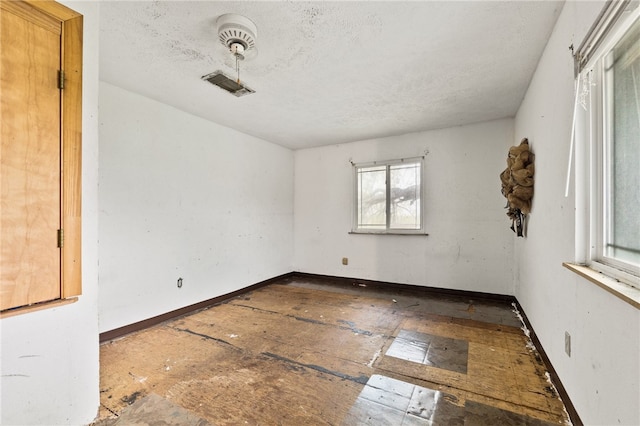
(98, 270, 581, 425)
(288, 271, 516, 303)
(512, 300, 583, 426)
(98, 272, 295, 343)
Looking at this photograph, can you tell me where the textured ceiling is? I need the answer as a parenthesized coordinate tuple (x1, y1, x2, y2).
(100, 1, 564, 150)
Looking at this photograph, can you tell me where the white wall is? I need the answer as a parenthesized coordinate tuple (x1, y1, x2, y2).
(294, 119, 515, 295)
(98, 83, 293, 333)
(514, 1, 640, 425)
(0, 2, 101, 424)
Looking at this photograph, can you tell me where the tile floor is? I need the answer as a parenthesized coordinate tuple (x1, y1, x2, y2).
(94, 275, 571, 425)
(386, 329, 469, 373)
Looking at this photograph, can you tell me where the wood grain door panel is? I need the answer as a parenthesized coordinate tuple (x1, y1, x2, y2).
(1, 6, 62, 310)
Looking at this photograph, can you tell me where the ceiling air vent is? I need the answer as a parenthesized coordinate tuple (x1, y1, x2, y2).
(201, 70, 255, 97)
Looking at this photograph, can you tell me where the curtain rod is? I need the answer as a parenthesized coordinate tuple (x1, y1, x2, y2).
(574, 0, 632, 76)
(349, 152, 429, 167)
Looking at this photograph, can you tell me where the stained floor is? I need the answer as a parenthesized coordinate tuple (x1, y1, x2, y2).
(94, 275, 570, 425)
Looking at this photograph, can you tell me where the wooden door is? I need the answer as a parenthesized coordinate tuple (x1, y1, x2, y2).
(1, 5, 63, 310)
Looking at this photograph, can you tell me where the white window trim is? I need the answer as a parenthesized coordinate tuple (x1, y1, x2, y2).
(572, 2, 640, 297)
(351, 157, 427, 235)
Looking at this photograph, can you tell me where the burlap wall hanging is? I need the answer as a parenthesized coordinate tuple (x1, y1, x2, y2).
(500, 138, 534, 237)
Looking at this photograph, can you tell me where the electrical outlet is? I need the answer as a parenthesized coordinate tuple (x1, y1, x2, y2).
(342, 257, 348, 265)
(565, 331, 571, 357)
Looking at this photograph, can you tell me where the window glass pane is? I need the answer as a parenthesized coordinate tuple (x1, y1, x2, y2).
(389, 162, 421, 229)
(357, 165, 386, 229)
(606, 18, 640, 267)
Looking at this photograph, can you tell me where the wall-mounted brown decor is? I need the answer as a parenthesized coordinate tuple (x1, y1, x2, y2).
(500, 138, 534, 237)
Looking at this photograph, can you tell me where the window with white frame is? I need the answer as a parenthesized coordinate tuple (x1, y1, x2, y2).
(578, 2, 640, 288)
(352, 158, 425, 234)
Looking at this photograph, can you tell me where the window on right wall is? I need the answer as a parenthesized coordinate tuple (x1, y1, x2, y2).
(579, 3, 640, 289)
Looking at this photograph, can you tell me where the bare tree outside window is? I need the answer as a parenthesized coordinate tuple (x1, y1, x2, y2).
(355, 159, 423, 233)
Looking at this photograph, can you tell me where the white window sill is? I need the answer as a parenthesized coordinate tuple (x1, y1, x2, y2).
(349, 231, 429, 236)
(563, 263, 640, 309)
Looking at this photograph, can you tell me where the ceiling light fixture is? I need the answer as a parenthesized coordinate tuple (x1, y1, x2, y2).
(202, 14, 257, 97)
(216, 13, 258, 84)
